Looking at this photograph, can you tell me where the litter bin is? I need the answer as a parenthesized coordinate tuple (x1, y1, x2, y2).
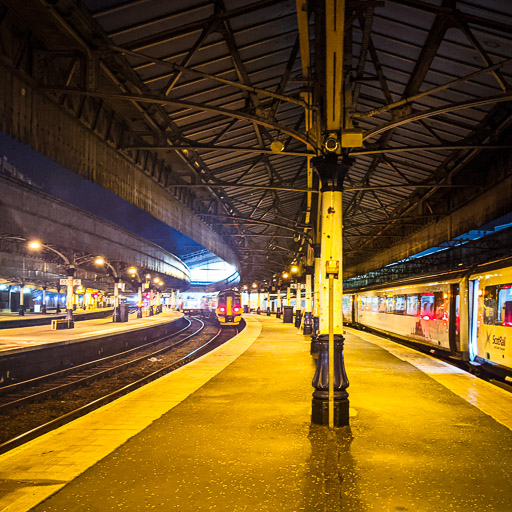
(119, 303, 129, 322)
(283, 305, 294, 323)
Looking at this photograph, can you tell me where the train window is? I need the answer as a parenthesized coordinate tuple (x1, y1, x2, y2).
(218, 295, 226, 306)
(406, 295, 419, 316)
(420, 294, 435, 319)
(372, 296, 379, 312)
(395, 295, 406, 314)
(434, 292, 447, 320)
(342, 296, 351, 314)
(497, 286, 512, 327)
(386, 297, 395, 313)
(378, 296, 386, 313)
(484, 286, 498, 325)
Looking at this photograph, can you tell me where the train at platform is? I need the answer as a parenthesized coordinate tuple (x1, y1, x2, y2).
(215, 289, 243, 327)
(179, 290, 243, 327)
(342, 260, 512, 383)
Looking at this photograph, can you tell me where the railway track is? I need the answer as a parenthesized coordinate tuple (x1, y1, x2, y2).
(0, 316, 240, 453)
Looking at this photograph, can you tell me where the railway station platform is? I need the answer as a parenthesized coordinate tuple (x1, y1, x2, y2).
(0, 309, 182, 354)
(0, 314, 511, 511)
(0, 308, 115, 329)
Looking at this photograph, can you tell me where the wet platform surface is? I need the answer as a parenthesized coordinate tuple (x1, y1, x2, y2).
(0, 315, 511, 511)
(0, 310, 182, 354)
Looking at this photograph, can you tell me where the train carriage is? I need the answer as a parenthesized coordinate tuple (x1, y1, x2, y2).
(354, 279, 460, 353)
(345, 260, 512, 384)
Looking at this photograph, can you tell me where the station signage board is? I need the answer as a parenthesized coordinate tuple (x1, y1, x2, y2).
(59, 278, 82, 286)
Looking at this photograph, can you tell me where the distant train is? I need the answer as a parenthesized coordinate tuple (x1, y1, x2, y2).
(216, 290, 243, 327)
(343, 260, 512, 383)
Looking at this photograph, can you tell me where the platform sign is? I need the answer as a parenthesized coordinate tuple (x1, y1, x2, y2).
(59, 279, 82, 286)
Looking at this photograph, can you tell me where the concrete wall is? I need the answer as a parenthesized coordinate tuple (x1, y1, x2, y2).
(0, 64, 239, 270)
(0, 175, 191, 285)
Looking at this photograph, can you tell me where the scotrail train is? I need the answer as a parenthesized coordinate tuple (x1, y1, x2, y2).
(342, 259, 512, 384)
(215, 289, 243, 327)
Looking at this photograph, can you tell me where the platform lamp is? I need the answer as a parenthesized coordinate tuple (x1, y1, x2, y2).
(243, 284, 249, 313)
(128, 266, 143, 318)
(252, 282, 258, 313)
(28, 240, 75, 325)
(94, 257, 121, 322)
(145, 274, 154, 315)
(290, 264, 302, 328)
(153, 277, 164, 314)
(291, 264, 299, 307)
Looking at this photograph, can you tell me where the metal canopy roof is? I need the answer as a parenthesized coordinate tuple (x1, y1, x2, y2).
(2, 0, 512, 283)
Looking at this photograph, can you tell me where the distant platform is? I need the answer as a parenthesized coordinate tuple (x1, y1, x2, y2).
(0, 308, 114, 329)
(0, 309, 182, 354)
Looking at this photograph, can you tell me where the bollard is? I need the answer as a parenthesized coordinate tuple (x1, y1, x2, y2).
(276, 307, 281, 319)
(311, 334, 350, 427)
(294, 310, 302, 328)
(266, 307, 271, 316)
(303, 311, 313, 335)
(310, 316, 320, 355)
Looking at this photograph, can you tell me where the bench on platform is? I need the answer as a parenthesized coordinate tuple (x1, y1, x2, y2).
(51, 319, 74, 330)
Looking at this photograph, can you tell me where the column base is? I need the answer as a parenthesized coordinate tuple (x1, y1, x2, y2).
(311, 398, 350, 427)
(310, 335, 319, 355)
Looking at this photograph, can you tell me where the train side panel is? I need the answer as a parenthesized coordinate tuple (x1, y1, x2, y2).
(356, 281, 457, 351)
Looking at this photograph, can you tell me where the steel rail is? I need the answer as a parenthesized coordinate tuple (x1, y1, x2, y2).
(0, 317, 229, 454)
(0, 318, 196, 408)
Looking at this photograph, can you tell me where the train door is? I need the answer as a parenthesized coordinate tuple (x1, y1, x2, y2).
(448, 284, 460, 353)
(468, 279, 479, 361)
(226, 294, 233, 317)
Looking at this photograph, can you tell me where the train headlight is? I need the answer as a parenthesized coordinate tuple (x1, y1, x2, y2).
(219, 306, 226, 313)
